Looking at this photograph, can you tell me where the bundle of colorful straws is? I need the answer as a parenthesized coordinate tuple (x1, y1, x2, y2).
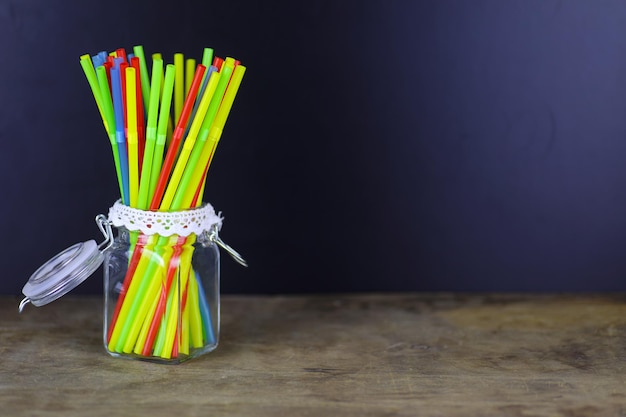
(80, 46, 245, 360)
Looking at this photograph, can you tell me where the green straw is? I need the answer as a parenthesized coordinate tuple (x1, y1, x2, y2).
(133, 45, 152, 112)
(149, 64, 176, 202)
(137, 58, 163, 209)
(96, 66, 124, 200)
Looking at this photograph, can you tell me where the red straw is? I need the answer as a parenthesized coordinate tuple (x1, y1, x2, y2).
(103, 62, 113, 88)
(115, 48, 127, 63)
(141, 176, 207, 356)
(212, 57, 224, 71)
(149, 64, 207, 210)
(141, 236, 187, 356)
(171, 282, 190, 359)
(106, 234, 150, 342)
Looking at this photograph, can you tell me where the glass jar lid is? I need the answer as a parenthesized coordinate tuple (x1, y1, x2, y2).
(21, 240, 103, 309)
(19, 215, 113, 312)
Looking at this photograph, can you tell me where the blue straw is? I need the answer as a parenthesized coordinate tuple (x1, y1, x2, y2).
(111, 64, 130, 205)
(194, 272, 215, 344)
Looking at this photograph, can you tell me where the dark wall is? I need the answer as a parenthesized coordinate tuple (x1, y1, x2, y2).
(2, 0, 626, 295)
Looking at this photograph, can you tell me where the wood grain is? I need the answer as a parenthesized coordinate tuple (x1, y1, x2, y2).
(1, 293, 625, 416)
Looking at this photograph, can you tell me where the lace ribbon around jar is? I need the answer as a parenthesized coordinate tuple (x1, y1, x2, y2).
(108, 200, 223, 237)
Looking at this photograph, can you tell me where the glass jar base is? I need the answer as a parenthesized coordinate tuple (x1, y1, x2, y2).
(104, 343, 219, 364)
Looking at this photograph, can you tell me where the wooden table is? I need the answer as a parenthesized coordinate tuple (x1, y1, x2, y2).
(1, 293, 625, 416)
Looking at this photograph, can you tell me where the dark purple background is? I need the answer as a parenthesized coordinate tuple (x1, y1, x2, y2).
(2, 0, 626, 294)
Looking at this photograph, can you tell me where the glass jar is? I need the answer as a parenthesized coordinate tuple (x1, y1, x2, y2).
(19, 200, 246, 365)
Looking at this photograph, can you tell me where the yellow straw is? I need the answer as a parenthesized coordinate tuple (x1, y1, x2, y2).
(180, 293, 190, 356)
(185, 58, 196, 96)
(119, 236, 177, 353)
(159, 71, 221, 210)
(107, 238, 157, 350)
(133, 288, 161, 355)
(182, 64, 247, 204)
(174, 53, 185, 125)
(157, 236, 195, 358)
(188, 270, 203, 348)
(125, 66, 139, 207)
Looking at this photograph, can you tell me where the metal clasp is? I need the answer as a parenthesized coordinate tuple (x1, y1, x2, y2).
(207, 225, 248, 267)
(95, 214, 114, 251)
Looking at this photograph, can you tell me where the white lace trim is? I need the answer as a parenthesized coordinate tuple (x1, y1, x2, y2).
(107, 200, 223, 237)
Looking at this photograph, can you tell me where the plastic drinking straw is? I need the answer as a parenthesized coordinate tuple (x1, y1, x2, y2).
(137, 58, 163, 209)
(153, 53, 175, 145)
(154, 238, 194, 358)
(187, 65, 217, 134)
(103, 61, 113, 86)
(148, 64, 176, 202)
(107, 235, 157, 349)
(92, 54, 104, 69)
(137, 237, 183, 354)
(206, 64, 246, 167)
(185, 58, 196, 96)
(175, 62, 241, 208)
(140, 174, 207, 356)
(118, 241, 176, 354)
(119, 61, 129, 135)
(116, 48, 127, 63)
(201, 48, 214, 73)
(174, 53, 184, 125)
(177, 271, 194, 356)
(106, 233, 153, 342)
(149, 64, 207, 210)
(159, 70, 220, 210)
(109, 58, 168, 334)
(133, 45, 151, 111)
(180, 291, 191, 356)
(195, 271, 216, 344)
(212, 56, 224, 71)
(191, 64, 246, 207)
(92, 51, 108, 68)
(107, 65, 174, 344)
(95, 66, 124, 199)
(110, 65, 130, 205)
(123, 65, 142, 258)
(125, 67, 140, 207)
(114, 235, 178, 353)
(130, 57, 146, 170)
(133, 287, 161, 354)
(152, 277, 178, 357)
(98, 50, 108, 64)
(141, 154, 211, 356)
(171, 62, 233, 209)
(187, 270, 204, 348)
(139, 235, 187, 355)
(79, 55, 107, 131)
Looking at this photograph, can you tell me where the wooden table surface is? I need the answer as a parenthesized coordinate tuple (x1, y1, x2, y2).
(1, 293, 625, 416)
